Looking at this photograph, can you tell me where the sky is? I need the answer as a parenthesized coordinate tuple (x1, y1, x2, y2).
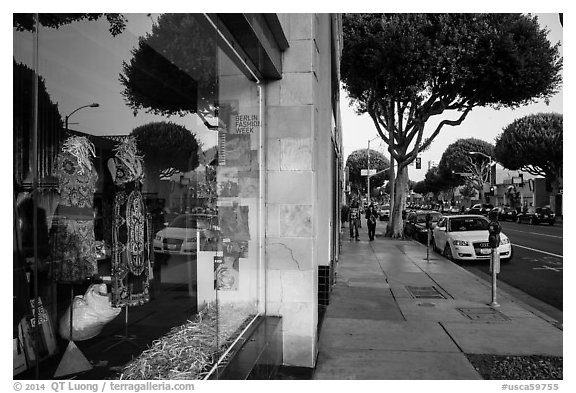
(340, 13, 564, 182)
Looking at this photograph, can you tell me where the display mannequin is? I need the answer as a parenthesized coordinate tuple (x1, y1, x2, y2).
(108, 137, 152, 307)
(51, 136, 98, 283)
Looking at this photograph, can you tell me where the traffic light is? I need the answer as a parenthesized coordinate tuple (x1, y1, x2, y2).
(489, 186, 495, 196)
(416, 157, 421, 169)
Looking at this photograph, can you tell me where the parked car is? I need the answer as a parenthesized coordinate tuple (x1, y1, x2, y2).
(379, 204, 391, 221)
(491, 206, 517, 222)
(404, 210, 442, 243)
(517, 206, 555, 226)
(448, 206, 460, 215)
(153, 214, 214, 255)
(432, 214, 512, 262)
(468, 203, 494, 216)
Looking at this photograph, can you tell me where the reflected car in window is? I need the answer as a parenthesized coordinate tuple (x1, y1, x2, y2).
(404, 210, 442, 243)
(432, 215, 512, 262)
(153, 214, 214, 255)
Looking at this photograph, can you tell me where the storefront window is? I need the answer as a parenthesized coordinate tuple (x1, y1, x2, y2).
(13, 13, 263, 379)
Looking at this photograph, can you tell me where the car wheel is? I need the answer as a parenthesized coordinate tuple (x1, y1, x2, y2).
(443, 243, 453, 261)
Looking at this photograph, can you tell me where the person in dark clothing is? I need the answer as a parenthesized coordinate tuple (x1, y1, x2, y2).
(349, 199, 360, 241)
(365, 202, 378, 241)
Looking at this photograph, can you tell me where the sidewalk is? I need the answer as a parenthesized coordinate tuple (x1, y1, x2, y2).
(313, 223, 563, 380)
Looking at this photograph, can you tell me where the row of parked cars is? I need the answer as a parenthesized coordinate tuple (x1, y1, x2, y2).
(466, 203, 556, 225)
(403, 204, 556, 264)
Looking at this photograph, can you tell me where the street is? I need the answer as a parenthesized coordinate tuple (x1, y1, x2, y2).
(457, 220, 563, 312)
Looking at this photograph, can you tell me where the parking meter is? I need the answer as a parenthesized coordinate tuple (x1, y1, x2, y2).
(488, 220, 501, 249)
(488, 219, 502, 276)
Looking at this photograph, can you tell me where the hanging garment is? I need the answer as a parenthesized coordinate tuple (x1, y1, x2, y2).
(109, 143, 152, 307)
(51, 150, 98, 283)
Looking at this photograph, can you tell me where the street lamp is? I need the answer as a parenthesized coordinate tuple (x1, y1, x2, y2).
(65, 103, 100, 131)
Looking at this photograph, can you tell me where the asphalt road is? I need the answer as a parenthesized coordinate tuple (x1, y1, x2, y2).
(458, 220, 563, 313)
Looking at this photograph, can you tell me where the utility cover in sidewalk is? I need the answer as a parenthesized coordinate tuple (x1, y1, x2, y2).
(406, 286, 445, 299)
(457, 307, 510, 321)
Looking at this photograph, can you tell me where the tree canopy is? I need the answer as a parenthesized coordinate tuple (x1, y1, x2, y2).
(345, 149, 390, 195)
(438, 138, 495, 197)
(494, 112, 562, 186)
(120, 14, 217, 117)
(13, 14, 127, 36)
(13, 61, 63, 185)
(341, 13, 561, 237)
(131, 121, 200, 177)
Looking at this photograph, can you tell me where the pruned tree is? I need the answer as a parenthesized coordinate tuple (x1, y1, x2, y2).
(341, 13, 562, 237)
(495, 112, 562, 210)
(438, 138, 495, 200)
(120, 13, 217, 118)
(345, 149, 390, 197)
(13, 13, 127, 36)
(412, 180, 427, 196)
(423, 166, 450, 198)
(131, 121, 200, 193)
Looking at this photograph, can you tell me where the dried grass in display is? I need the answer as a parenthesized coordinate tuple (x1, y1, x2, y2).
(119, 302, 255, 380)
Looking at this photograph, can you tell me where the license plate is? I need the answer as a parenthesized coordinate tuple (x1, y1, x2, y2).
(480, 248, 491, 255)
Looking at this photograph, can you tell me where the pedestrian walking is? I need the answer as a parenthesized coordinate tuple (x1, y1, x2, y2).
(349, 198, 360, 241)
(365, 202, 377, 241)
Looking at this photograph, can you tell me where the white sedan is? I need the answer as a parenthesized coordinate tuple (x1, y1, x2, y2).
(153, 214, 210, 256)
(432, 215, 513, 262)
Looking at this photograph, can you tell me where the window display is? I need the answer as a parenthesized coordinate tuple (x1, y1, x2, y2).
(13, 13, 263, 379)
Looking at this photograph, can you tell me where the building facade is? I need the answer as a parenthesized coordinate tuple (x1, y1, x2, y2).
(13, 13, 343, 378)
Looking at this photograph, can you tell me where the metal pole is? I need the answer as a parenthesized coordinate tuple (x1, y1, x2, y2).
(490, 248, 499, 307)
(367, 140, 370, 204)
(426, 229, 430, 262)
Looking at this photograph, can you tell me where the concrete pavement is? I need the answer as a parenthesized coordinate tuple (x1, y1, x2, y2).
(313, 223, 563, 380)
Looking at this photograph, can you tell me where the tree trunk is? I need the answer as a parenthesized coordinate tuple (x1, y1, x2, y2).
(388, 164, 408, 238)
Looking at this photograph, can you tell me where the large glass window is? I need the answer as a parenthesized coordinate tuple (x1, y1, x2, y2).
(13, 13, 262, 380)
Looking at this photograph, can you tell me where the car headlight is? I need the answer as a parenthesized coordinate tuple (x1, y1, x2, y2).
(453, 240, 469, 246)
(154, 234, 162, 241)
(500, 238, 510, 245)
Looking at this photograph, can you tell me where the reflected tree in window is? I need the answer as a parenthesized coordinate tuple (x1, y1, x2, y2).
(131, 121, 200, 194)
(13, 60, 63, 186)
(13, 13, 127, 36)
(119, 13, 217, 118)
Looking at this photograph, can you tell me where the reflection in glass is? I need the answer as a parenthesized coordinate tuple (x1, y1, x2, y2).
(13, 13, 263, 379)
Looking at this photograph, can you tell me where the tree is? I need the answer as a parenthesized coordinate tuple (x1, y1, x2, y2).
(345, 149, 390, 197)
(131, 121, 200, 193)
(342, 13, 562, 237)
(13, 60, 63, 185)
(438, 138, 495, 200)
(495, 113, 562, 210)
(120, 14, 217, 118)
(13, 14, 127, 36)
(424, 166, 450, 197)
(412, 180, 427, 196)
